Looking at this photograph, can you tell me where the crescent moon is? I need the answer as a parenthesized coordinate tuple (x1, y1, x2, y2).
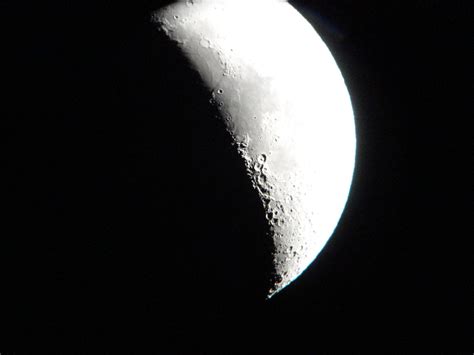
(153, 0, 356, 298)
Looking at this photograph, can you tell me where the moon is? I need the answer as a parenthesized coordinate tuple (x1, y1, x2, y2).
(153, 0, 356, 298)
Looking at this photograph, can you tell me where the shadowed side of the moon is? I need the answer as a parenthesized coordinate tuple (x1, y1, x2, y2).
(151, 30, 274, 325)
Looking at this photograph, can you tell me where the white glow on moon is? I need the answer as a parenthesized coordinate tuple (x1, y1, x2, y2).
(155, 0, 356, 297)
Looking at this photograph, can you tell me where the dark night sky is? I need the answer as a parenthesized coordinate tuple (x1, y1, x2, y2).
(1, 0, 471, 352)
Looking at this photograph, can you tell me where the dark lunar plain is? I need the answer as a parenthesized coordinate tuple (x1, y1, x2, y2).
(0, 0, 471, 352)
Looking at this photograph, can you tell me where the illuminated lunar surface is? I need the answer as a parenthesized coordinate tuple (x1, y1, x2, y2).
(153, 0, 356, 297)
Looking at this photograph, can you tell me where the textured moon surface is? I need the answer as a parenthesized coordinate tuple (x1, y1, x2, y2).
(153, 0, 356, 297)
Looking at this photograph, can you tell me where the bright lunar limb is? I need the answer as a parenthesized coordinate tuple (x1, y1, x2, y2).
(153, 0, 356, 298)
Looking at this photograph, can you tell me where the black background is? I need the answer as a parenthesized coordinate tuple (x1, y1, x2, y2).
(1, 0, 471, 352)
